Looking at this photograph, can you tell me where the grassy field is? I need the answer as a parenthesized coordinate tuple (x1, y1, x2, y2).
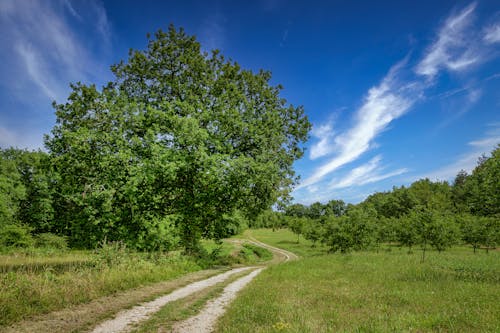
(217, 229, 500, 332)
(0, 239, 270, 329)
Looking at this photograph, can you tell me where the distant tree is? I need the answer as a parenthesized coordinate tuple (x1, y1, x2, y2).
(321, 208, 376, 253)
(321, 216, 352, 253)
(374, 216, 398, 250)
(0, 149, 26, 226)
(284, 203, 308, 218)
(13, 150, 55, 233)
(251, 210, 283, 230)
(462, 146, 500, 217)
(451, 170, 470, 213)
(426, 213, 460, 252)
(396, 213, 419, 253)
(323, 199, 347, 217)
(288, 216, 306, 243)
(408, 179, 453, 212)
(462, 215, 499, 253)
(458, 214, 486, 253)
(405, 208, 459, 261)
(307, 202, 324, 219)
(303, 218, 322, 246)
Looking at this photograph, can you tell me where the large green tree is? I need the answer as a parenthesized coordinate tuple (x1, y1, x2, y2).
(46, 26, 310, 250)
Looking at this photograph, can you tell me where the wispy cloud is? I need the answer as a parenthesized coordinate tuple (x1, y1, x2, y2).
(0, 0, 111, 102)
(309, 122, 335, 159)
(199, 12, 226, 51)
(483, 23, 500, 44)
(299, 2, 498, 192)
(299, 60, 417, 188)
(416, 2, 479, 78)
(0, 0, 112, 150)
(330, 156, 408, 189)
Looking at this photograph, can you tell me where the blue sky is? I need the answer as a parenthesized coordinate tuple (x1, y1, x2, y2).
(1, 0, 499, 204)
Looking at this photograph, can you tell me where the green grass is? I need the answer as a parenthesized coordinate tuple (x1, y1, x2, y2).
(242, 228, 328, 257)
(0, 251, 202, 327)
(0, 251, 93, 273)
(0, 237, 272, 328)
(217, 229, 500, 332)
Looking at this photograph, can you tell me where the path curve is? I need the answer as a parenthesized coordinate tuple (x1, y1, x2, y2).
(91, 237, 297, 333)
(246, 236, 299, 261)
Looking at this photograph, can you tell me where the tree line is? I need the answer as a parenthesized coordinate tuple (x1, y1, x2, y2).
(0, 25, 311, 252)
(254, 146, 500, 259)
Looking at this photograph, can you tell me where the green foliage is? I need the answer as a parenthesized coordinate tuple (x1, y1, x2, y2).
(396, 213, 419, 251)
(321, 208, 376, 253)
(287, 216, 306, 243)
(134, 215, 181, 251)
(45, 25, 310, 250)
(34, 233, 68, 250)
(94, 240, 129, 267)
(250, 210, 285, 229)
(285, 199, 346, 220)
(0, 149, 55, 233)
(0, 224, 34, 248)
(0, 150, 26, 226)
(459, 145, 500, 217)
(302, 219, 323, 246)
(459, 214, 499, 252)
(321, 216, 353, 253)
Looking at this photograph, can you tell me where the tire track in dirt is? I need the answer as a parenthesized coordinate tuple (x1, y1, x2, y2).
(90, 267, 255, 333)
(91, 237, 297, 333)
(171, 268, 264, 333)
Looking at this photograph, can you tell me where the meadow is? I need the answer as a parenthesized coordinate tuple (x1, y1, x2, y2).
(217, 229, 500, 332)
(0, 239, 270, 329)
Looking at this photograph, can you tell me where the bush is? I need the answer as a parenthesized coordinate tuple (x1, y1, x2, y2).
(0, 224, 34, 248)
(34, 233, 68, 250)
(94, 240, 128, 267)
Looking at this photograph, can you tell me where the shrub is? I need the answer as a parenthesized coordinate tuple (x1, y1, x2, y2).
(0, 224, 34, 248)
(34, 233, 68, 250)
(94, 240, 128, 267)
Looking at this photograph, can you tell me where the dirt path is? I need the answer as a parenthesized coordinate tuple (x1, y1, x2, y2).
(90, 267, 255, 333)
(171, 268, 264, 333)
(246, 236, 299, 262)
(91, 237, 296, 333)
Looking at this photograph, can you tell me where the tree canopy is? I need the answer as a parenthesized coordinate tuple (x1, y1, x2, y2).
(45, 25, 311, 250)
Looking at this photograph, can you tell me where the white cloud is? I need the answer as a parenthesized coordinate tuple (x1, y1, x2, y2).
(89, 0, 112, 47)
(299, 61, 416, 188)
(415, 2, 479, 78)
(0, 0, 111, 102)
(15, 42, 61, 101)
(298, 3, 499, 191)
(309, 122, 335, 159)
(0, 0, 112, 150)
(467, 88, 482, 103)
(330, 156, 408, 189)
(483, 23, 500, 44)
